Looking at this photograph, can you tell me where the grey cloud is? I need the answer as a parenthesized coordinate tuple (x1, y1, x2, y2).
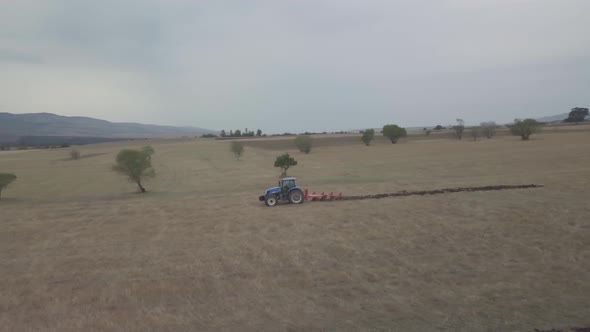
(0, 0, 588, 133)
(0, 49, 44, 64)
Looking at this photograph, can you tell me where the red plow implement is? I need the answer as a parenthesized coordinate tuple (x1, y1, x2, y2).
(304, 189, 343, 201)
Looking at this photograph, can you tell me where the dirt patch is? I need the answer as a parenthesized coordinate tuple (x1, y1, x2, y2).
(55, 152, 109, 162)
(535, 327, 590, 332)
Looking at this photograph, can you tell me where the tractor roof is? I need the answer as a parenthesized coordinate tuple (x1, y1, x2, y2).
(280, 177, 297, 181)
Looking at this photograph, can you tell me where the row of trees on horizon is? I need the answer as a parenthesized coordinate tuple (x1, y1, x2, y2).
(210, 107, 588, 139)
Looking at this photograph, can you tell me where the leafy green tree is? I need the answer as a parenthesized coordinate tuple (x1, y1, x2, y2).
(0, 173, 17, 200)
(230, 141, 244, 160)
(256, 129, 262, 136)
(113, 146, 155, 193)
(141, 146, 155, 160)
(274, 153, 298, 177)
(220, 130, 227, 137)
(294, 135, 313, 153)
(361, 129, 375, 146)
(564, 107, 589, 123)
(510, 119, 541, 140)
(234, 129, 242, 137)
(382, 124, 407, 144)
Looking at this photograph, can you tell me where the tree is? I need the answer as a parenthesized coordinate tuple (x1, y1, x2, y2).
(229, 130, 234, 137)
(230, 141, 244, 160)
(0, 173, 17, 200)
(274, 153, 297, 177)
(294, 135, 313, 153)
(256, 129, 262, 137)
(471, 126, 481, 141)
(112, 146, 155, 193)
(234, 129, 242, 137)
(510, 119, 541, 140)
(220, 130, 227, 137)
(70, 149, 80, 160)
(382, 124, 407, 144)
(564, 107, 589, 124)
(434, 125, 445, 130)
(361, 129, 375, 146)
(453, 119, 465, 140)
(141, 146, 155, 160)
(481, 121, 497, 139)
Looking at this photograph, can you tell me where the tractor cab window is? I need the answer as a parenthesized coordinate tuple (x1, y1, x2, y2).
(281, 180, 295, 192)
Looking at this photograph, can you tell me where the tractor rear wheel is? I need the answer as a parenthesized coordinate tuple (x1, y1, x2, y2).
(288, 189, 304, 204)
(265, 196, 278, 207)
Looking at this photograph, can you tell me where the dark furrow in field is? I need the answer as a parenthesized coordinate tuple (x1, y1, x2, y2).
(311, 184, 544, 201)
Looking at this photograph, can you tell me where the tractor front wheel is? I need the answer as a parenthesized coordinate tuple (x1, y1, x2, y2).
(288, 189, 304, 204)
(265, 196, 278, 207)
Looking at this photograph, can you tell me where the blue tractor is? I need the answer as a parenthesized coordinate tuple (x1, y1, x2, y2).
(259, 177, 305, 206)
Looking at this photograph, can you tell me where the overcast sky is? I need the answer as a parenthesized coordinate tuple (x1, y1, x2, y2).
(1, 0, 588, 133)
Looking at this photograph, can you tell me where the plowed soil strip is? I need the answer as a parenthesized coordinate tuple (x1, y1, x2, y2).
(333, 184, 544, 201)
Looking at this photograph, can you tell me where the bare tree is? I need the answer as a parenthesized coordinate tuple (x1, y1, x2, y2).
(471, 126, 481, 141)
(480, 121, 497, 139)
(453, 119, 465, 140)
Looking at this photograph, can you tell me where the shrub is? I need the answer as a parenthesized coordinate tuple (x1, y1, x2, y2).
(274, 153, 297, 177)
(382, 124, 407, 144)
(361, 129, 375, 146)
(230, 141, 244, 160)
(294, 135, 313, 153)
(70, 149, 80, 160)
(112, 146, 155, 193)
(0, 173, 17, 200)
(510, 119, 541, 140)
(481, 121, 497, 139)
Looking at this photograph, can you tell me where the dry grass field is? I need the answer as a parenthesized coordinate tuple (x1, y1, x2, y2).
(1, 130, 589, 331)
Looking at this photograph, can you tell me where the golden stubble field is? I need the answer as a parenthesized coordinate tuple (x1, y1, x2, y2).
(1, 131, 589, 331)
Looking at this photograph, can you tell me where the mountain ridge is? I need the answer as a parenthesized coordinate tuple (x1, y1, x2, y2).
(0, 112, 216, 143)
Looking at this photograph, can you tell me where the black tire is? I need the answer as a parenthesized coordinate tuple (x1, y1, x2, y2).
(265, 196, 278, 207)
(288, 189, 304, 204)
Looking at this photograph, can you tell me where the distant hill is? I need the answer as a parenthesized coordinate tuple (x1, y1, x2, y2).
(536, 113, 568, 123)
(0, 112, 216, 144)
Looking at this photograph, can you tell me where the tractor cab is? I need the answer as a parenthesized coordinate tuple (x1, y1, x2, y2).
(279, 177, 297, 194)
(259, 177, 305, 206)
